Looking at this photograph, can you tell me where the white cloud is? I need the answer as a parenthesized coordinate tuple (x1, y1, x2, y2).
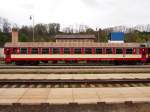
(0, 0, 150, 28)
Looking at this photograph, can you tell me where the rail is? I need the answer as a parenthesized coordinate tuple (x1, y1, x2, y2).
(0, 79, 149, 88)
(0, 79, 150, 83)
(0, 65, 150, 69)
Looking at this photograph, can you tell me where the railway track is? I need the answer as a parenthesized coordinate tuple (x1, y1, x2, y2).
(0, 79, 150, 88)
(0, 65, 150, 74)
(0, 65, 150, 69)
(0, 68, 150, 74)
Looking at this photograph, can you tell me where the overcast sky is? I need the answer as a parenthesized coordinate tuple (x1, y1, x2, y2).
(0, 0, 150, 28)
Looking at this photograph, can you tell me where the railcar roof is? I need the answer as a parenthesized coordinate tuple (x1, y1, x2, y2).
(4, 42, 142, 48)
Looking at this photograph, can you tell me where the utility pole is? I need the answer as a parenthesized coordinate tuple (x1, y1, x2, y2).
(30, 15, 35, 42)
(98, 28, 99, 42)
(96, 28, 99, 42)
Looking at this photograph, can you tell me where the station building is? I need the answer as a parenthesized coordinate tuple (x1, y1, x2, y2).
(55, 35, 95, 43)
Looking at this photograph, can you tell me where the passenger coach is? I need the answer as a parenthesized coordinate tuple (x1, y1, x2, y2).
(4, 42, 148, 65)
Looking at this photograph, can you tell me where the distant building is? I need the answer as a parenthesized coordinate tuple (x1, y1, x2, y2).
(108, 32, 125, 43)
(55, 35, 95, 43)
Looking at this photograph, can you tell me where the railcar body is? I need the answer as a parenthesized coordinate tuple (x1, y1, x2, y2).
(4, 42, 149, 65)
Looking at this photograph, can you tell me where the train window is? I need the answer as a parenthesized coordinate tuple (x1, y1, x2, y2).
(116, 48, 123, 54)
(148, 48, 150, 53)
(20, 48, 28, 54)
(74, 48, 82, 54)
(31, 48, 38, 54)
(106, 48, 112, 54)
(64, 48, 70, 54)
(140, 44, 146, 48)
(12, 48, 17, 54)
(85, 48, 92, 54)
(52, 48, 60, 54)
(136, 48, 140, 54)
(126, 48, 133, 54)
(5, 48, 10, 55)
(42, 48, 49, 54)
(95, 48, 102, 54)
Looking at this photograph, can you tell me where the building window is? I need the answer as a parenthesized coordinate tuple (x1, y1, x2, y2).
(126, 48, 133, 54)
(20, 48, 28, 54)
(31, 48, 38, 54)
(95, 48, 102, 54)
(52, 48, 60, 54)
(85, 48, 92, 54)
(74, 48, 82, 54)
(106, 48, 113, 54)
(116, 48, 123, 54)
(42, 48, 49, 54)
(64, 48, 70, 54)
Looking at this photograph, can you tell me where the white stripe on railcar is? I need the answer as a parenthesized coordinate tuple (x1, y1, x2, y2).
(11, 54, 142, 59)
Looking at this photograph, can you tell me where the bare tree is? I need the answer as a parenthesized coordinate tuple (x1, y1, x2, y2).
(2, 19, 11, 33)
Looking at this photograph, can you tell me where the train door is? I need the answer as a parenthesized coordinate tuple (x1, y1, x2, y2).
(140, 48, 147, 63)
(142, 48, 146, 58)
(148, 48, 150, 62)
(4, 48, 11, 63)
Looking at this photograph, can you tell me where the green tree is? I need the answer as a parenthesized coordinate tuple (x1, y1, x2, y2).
(19, 33, 28, 42)
(86, 28, 94, 34)
(3, 19, 11, 33)
(0, 32, 10, 45)
(48, 23, 60, 35)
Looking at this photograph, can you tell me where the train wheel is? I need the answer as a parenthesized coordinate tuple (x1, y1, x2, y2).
(126, 61, 136, 65)
(52, 61, 58, 64)
(114, 61, 121, 65)
(25, 61, 39, 66)
(65, 61, 70, 64)
(31, 61, 39, 66)
(42, 61, 48, 64)
(96, 61, 101, 65)
(15, 61, 24, 66)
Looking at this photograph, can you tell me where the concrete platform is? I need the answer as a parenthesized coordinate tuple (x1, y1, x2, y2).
(0, 73, 150, 80)
(0, 87, 149, 105)
(0, 87, 150, 112)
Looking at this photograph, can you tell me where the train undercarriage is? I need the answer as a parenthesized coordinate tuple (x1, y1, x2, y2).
(13, 60, 145, 66)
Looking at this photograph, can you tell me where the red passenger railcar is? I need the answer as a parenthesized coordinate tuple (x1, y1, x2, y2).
(4, 42, 149, 65)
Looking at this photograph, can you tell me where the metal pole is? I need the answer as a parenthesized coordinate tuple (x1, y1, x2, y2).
(33, 15, 35, 42)
(97, 28, 99, 42)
